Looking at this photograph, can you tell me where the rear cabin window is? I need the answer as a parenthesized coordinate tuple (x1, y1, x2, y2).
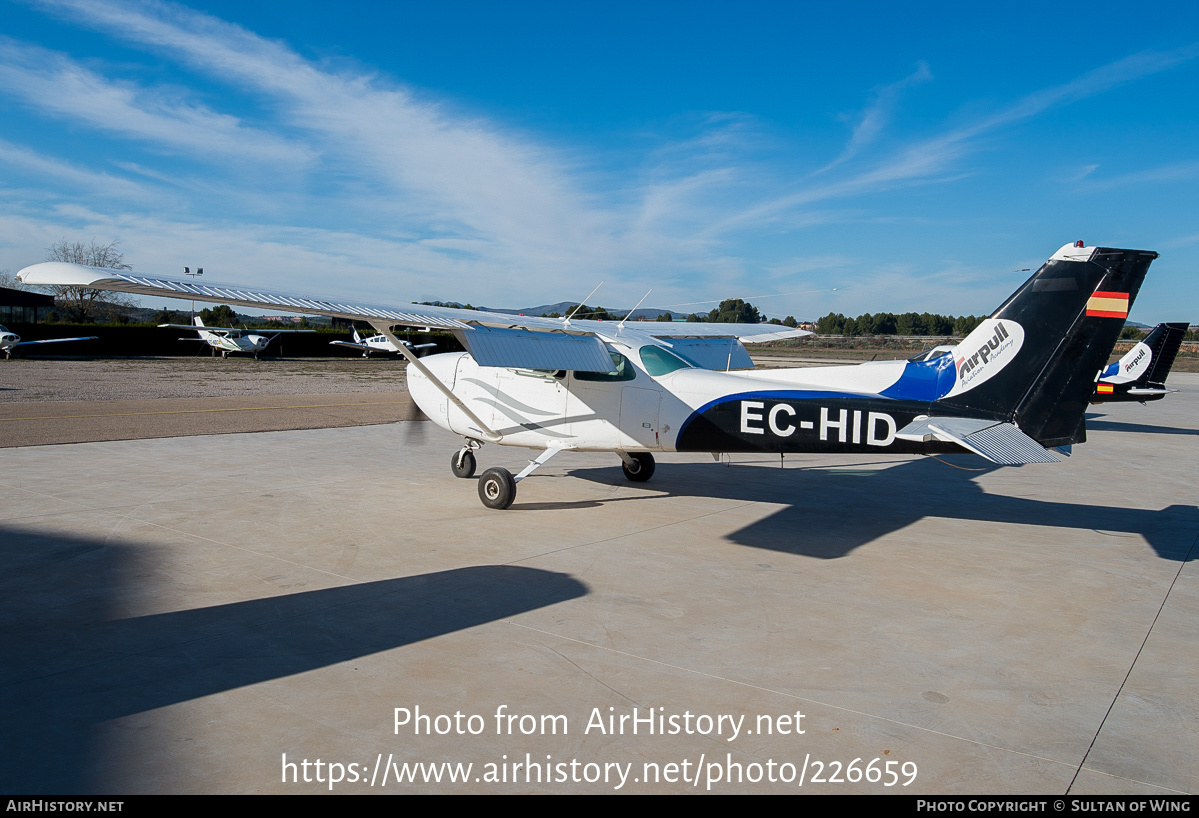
(573, 351, 637, 382)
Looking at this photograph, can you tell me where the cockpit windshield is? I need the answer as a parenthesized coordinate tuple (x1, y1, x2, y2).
(639, 345, 697, 376)
(907, 346, 955, 363)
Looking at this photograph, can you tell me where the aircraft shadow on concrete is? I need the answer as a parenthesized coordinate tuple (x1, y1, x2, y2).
(568, 455, 1198, 563)
(0, 527, 587, 793)
(1083, 419, 1199, 436)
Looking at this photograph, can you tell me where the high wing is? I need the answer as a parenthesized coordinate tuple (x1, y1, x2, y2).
(14, 335, 99, 347)
(158, 324, 316, 334)
(18, 262, 808, 372)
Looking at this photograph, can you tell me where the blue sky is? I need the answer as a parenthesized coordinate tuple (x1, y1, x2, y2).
(1, 0, 1196, 322)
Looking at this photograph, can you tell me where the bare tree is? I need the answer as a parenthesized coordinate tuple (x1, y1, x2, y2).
(43, 239, 137, 323)
(0, 269, 23, 290)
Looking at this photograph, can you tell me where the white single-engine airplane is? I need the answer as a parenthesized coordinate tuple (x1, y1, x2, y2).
(163, 316, 315, 359)
(330, 327, 437, 357)
(0, 324, 98, 359)
(19, 241, 1157, 509)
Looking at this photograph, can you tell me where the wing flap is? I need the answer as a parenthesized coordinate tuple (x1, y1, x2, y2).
(459, 326, 614, 372)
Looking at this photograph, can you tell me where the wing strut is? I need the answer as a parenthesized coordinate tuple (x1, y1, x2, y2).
(368, 321, 503, 443)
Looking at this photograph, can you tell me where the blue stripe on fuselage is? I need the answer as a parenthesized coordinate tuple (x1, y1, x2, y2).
(879, 355, 957, 401)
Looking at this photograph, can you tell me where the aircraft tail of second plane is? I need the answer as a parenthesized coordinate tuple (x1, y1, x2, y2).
(1092, 322, 1189, 403)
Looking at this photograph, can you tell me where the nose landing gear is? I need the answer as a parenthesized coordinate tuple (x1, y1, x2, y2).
(451, 449, 477, 478)
(451, 440, 483, 479)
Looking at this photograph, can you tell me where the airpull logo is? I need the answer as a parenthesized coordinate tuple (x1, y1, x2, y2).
(1123, 345, 1150, 376)
(952, 319, 1024, 393)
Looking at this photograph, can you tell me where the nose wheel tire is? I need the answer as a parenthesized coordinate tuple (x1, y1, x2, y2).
(478, 467, 516, 510)
(621, 452, 656, 482)
(451, 450, 477, 479)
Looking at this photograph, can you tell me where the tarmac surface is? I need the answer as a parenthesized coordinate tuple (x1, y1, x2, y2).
(0, 360, 1195, 795)
(0, 358, 420, 446)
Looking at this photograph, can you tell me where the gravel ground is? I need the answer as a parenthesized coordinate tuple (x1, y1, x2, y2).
(0, 357, 410, 402)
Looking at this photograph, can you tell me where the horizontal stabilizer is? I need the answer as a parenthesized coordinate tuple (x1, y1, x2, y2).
(897, 417, 1060, 464)
(459, 326, 614, 372)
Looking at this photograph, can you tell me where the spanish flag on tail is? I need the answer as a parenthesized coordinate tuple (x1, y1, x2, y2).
(1086, 291, 1129, 319)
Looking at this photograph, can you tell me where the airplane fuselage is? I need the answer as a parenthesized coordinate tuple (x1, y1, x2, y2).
(0, 326, 19, 355)
(409, 346, 965, 457)
(197, 329, 273, 355)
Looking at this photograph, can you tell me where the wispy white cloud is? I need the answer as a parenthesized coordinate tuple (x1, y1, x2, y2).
(710, 43, 1199, 234)
(818, 61, 932, 174)
(1077, 160, 1199, 191)
(0, 38, 312, 165)
(29, 0, 611, 264)
(1065, 164, 1099, 182)
(6, 1, 1197, 315)
(20, 0, 802, 302)
(0, 138, 155, 199)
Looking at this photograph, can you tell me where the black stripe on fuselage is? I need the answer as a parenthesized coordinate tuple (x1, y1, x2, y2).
(675, 395, 962, 455)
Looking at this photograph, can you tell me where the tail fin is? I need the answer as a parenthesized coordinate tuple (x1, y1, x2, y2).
(194, 316, 205, 327)
(352, 328, 361, 343)
(1142, 322, 1188, 384)
(934, 242, 1157, 446)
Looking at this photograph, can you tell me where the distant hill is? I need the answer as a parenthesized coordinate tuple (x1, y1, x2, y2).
(489, 301, 685, 320)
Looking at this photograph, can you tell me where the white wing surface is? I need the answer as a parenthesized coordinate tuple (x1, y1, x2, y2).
(18, 262, 808, 371)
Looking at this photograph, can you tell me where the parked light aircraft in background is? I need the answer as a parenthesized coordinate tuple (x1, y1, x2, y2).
(330, 327, 437, 357)
(0, 324, 97, 359)
(162, 316, 315, 359)
(19, 241, 1157, 509)
(1090, 322, 1188, 403)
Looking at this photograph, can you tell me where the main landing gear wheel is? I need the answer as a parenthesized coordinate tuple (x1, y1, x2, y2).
(621, 452, 656, 482)
(451, 450, 477, 478)
(478, 467, 516, 510)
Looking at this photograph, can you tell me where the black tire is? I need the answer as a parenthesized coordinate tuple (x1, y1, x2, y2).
(451, 450, 477, 479)
(478, 468, 516, 509)
(621, 452, 656, 482)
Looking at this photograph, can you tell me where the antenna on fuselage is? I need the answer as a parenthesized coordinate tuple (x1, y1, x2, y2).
(617, 289, 652, 332)
(563, 282, 604, 327)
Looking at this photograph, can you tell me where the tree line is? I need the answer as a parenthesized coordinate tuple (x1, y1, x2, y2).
(815, 311, 986, 337)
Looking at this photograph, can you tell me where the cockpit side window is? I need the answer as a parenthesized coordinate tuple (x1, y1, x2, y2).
(573, 351, 636, 382)
(639, 345, 695, 376)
